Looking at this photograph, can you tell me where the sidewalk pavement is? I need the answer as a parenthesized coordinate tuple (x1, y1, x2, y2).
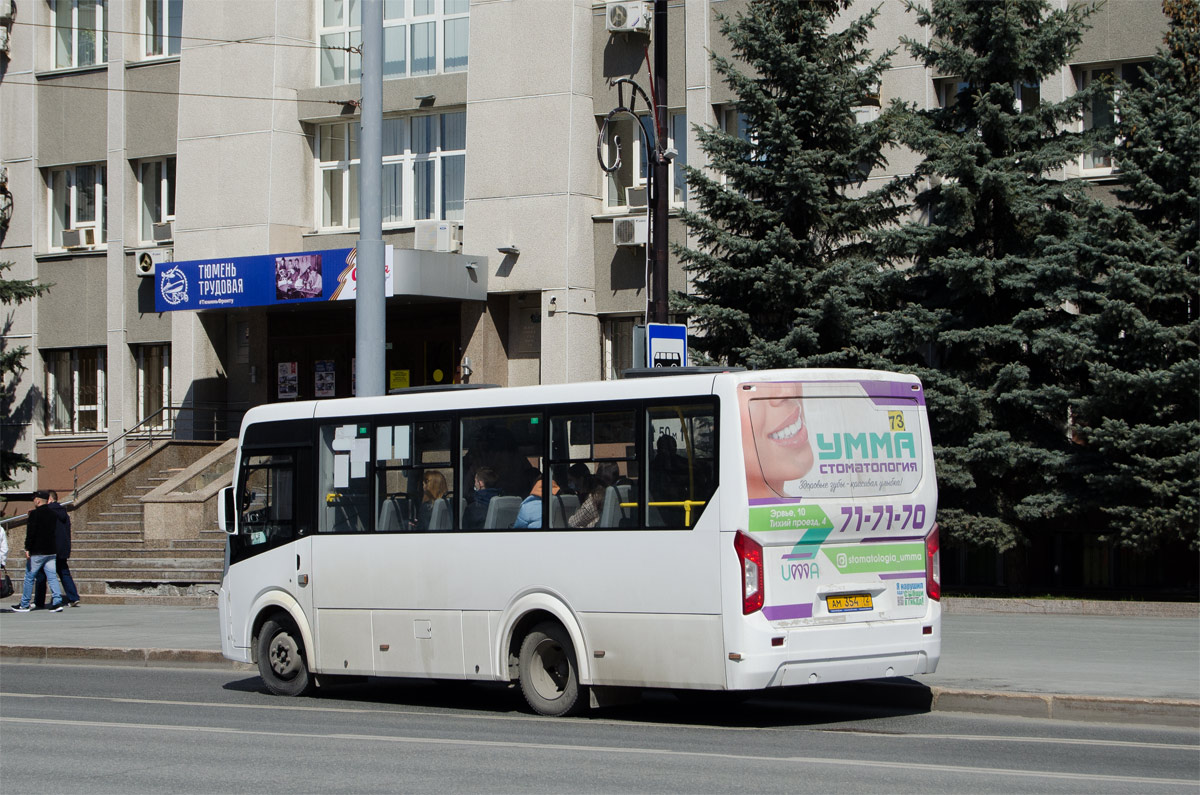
(1, 598, 1196, 727)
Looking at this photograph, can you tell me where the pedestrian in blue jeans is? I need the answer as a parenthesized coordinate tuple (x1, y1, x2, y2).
(33, 489, 80, 607)
(12, 491, 65, 613)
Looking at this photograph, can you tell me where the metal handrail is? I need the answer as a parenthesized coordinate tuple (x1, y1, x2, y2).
(69, 403, 242, 497)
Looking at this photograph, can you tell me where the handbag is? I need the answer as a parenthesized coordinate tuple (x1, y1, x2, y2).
(0, 569, 13, 599)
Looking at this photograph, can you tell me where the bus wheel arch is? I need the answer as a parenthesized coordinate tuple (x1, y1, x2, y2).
(500, 596, 592, 685)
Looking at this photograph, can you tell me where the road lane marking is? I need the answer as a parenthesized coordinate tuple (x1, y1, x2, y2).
(1, 715, 1197, 787)
(2, 691, 1197, 752)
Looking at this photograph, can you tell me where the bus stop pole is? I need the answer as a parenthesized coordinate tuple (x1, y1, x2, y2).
(356, 0, 386, 397)
(651, 0, 669, 325)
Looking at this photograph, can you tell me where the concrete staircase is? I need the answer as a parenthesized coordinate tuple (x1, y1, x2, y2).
(67, 467, 226, 606)
(7, 440, 235, 607)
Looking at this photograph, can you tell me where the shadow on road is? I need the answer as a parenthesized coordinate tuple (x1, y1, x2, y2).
(222, 674, 933, 728)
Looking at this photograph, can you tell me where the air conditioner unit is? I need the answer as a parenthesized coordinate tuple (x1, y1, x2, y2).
(613, 216, 648, 247)
(136, 248, 172, 277)
(625, 185, 648, 208)
(151, 221, 174, 243)
(606, 1, 650, 33)
(414, 219, 462, 253)
(61, 227, 95, 249)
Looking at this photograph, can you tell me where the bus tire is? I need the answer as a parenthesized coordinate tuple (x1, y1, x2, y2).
(258, 616, 313, 696)
(518, 621, 585, 717)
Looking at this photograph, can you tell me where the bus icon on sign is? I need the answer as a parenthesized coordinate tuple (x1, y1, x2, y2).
(653, 351, 682, 368)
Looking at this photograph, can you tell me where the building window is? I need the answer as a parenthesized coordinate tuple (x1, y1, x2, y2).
(602, 112, 686, 211)
(319, 0, 469, 87)
(45, 348, 107, 433)
(1078, 62, 1149, 173)
(602, 316, 638, 380)
(139, 157, 176, 243)
(143, 0, 182, 58)
(136, 344, 171, 428)
(54, 0, 108, 69)
(49, 164, 107, 250)
(316, 111, 466, 230)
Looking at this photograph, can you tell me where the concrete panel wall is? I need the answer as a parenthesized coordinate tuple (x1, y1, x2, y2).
(37, 72, 108, 166)
(36, 255, 109, 348)
(125, 62, 181, 160)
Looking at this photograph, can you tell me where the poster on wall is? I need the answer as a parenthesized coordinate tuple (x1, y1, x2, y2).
(315, 360, 336, 398)
(277, 362, 298, 400)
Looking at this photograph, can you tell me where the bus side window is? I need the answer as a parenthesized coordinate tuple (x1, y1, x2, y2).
(548, 409, 637, 530)
(318, 423, 372, 533)
(646, 403, 717, 529)
(240, 453, 296, 545)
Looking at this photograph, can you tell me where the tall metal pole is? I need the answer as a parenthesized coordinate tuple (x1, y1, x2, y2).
(651, 0, 670, 324)
(356, 0, 386, 397)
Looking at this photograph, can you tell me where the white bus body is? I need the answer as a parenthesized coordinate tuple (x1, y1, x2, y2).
(218, 369, 940, 714)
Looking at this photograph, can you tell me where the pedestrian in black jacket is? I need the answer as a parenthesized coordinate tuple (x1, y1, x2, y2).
(34, 490, 80, 608)
(12, 491, 65, 612)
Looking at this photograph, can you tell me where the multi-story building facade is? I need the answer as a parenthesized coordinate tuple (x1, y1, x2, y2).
(0, 0, 1166, 511)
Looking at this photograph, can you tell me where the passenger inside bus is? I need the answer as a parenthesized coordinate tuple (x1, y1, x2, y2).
(462, 467, 500, 530)
(414, 470, 449, 531)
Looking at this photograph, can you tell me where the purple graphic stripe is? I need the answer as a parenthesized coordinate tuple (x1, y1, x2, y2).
(749, 497, 804, 507)
(781, 552, 817, 560)
(763, 603, 814, 620)
(878, 571, 926, 580)
(861, 535, 926, 543)
(858, 379, 926, 407)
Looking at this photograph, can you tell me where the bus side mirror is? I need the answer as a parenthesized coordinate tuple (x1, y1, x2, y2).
(219, 486, 237, 535)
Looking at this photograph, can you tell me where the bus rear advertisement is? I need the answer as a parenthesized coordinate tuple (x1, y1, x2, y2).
(218, 368, 940, 715)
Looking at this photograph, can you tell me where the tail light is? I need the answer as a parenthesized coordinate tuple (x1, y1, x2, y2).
(925, 523, 941, 601)
(734, 531, 764, 615)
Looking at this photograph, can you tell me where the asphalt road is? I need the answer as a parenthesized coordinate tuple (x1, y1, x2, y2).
(1, 663, 1196, 794)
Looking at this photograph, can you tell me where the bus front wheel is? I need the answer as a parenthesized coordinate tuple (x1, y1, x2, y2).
(257, 616, 313, 696)
(518, 622, 585, 716)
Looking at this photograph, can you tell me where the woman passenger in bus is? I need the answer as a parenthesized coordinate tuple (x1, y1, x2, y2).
(413, 470, 449, 531)
(741, 382, 814, 499)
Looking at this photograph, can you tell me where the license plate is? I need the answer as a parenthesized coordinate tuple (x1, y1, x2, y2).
(827, 593, 873, 613)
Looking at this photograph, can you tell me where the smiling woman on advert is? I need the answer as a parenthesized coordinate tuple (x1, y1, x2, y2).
(741, 382, 814, 500)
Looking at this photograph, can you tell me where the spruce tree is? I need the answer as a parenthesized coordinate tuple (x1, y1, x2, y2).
(867, 0, 1109, 552)
(1061, 0, 1200, 550)
(0, 261, 49, 489)
(675, 0, 906, 369)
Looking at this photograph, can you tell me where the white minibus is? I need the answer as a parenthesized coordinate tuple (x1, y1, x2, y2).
(218, 368, 940, 715)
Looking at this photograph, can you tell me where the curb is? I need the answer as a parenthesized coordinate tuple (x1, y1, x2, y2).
(3, 644, 1196, 727)
(928, 686, 1200, 728)
(943, 597, 1199, 618)
(0, 644, 253, 671)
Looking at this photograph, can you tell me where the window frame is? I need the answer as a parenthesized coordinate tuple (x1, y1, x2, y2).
(314, 111, 466, 231)
(136, 343, 172, 429)
(601, 110, 687, 212)
(53, 0, 109, 70)
(1076, 61, 1149, 176)
(48, 163, 107, 251)
(317, 0, 469, 87)
(44, 347, 108, 434)
(138, 157, 177, 243)
(142, 0, 182, 59)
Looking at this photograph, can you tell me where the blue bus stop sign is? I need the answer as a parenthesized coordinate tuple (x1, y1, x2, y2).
(646, 323, 687, 368)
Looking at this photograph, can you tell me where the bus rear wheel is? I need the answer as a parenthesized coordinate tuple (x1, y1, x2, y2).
(518, 622, 585, 716)
(258, 616, 313, 696)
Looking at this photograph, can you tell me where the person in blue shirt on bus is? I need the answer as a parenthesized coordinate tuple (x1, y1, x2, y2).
(512, 476, 560, 530)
